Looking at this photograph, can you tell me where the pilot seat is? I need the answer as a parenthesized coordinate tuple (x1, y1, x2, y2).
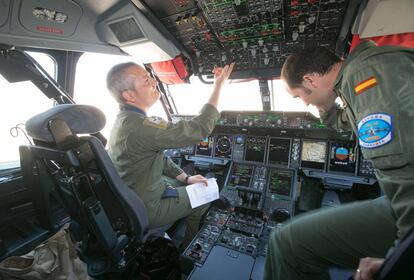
(19, 104, 180, 279)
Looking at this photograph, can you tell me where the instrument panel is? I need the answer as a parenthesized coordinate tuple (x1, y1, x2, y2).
(185, 134, 373, 178)
(170, 112, 375, 178)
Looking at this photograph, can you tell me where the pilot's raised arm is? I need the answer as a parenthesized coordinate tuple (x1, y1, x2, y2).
(106, 62, 234, 250)
(264, 41, 414, 280)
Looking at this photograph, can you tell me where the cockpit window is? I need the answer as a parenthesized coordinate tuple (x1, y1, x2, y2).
(271, 80, 320, 117)
(0, 52, 55, 167)
(167, 76, 263, 114)
(169, 78, 321, 116)
(26, 51, 57, 80)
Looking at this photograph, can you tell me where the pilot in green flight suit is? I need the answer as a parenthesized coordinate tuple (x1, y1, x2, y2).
(106, 62, 234, 248)
(264, 41, 414, 280)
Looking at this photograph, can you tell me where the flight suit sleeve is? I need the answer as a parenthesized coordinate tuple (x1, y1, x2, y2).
(141, 103, 220, 151)
(341, 56, 414, 252)
(162, 155, 183, 178)
(319, 103, 353, 132)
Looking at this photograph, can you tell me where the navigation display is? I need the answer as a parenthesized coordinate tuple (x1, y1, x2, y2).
(214, 135, 233, 159)
(329, 141, 357, 174)
(300, 140, 327, 170)
(268, 169, 293, 198)
(228, 164, 254, 187)
(245, 136, 267, 163)
(195, 136, 213, 157)
(267, 138, 291, 166)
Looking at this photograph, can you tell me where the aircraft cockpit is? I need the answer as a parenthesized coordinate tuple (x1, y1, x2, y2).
(0, 0, 413, 279)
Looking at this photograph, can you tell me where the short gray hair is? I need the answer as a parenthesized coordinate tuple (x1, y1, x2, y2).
(106, 62, 140, 103)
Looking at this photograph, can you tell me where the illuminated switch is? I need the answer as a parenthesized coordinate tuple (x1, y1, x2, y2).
(250, 48, 257, 57)
(308, 15, 316, 24)
(299, 22, 306, 33)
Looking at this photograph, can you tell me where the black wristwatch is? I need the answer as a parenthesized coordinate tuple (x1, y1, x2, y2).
(185, 175, 191, 184)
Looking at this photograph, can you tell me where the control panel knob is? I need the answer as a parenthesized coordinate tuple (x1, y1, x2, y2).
(272, 208, 290, 223)
(194, 242, 202, 251)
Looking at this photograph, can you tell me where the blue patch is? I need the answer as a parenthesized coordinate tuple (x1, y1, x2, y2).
(358, 113, 392, 149)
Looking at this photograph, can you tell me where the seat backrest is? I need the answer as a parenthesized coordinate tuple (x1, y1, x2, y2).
(23, 104, 149, 277)
(375, 225, 414, 280)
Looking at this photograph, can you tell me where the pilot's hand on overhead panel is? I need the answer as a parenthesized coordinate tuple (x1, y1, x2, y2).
(353, 257, 384, 280)
(213, 62, 235, 87)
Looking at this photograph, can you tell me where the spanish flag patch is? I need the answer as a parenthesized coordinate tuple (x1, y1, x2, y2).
(354, 76, 378, 95)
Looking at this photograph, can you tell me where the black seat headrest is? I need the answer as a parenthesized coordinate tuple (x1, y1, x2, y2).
(26, 104, 106, 143)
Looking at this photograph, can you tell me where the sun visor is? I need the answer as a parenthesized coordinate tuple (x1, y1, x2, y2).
(352, 0, 414, 38)
(96, 3, 180, 63)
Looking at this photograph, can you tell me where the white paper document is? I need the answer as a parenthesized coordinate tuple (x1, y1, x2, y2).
(186, 178, 219, 208)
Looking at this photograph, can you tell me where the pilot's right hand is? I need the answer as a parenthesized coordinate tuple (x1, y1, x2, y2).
(187, 174, 208, 186)
(353, 257, 384, 280)
(213, 62, 235, 88)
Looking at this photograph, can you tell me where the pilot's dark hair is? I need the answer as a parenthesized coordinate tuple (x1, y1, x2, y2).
(106, 62, 141, 103)
(281, 46, 341, 89)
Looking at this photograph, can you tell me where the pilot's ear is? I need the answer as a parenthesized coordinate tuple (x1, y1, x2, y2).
(302, 73, 319, 88)
(122, 90, 135, 102)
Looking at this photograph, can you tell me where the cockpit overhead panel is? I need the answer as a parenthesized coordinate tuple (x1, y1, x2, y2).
(141, 0, 351, 79)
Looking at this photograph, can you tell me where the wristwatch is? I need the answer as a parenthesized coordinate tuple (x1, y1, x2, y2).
(185, 174, 191, 184)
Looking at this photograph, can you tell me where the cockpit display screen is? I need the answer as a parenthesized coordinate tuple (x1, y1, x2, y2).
(195, 136, 213, 157)
(228, 164, 254, 187)
(329, 141, 357, 174)
(214, 135, 233, 159)
(268, 169, 293, 198)
(300, 140, 327, 170)
(267, 138, 291, 166)
(245, 136, 267, 163)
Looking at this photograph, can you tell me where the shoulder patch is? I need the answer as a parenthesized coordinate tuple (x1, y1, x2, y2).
(358, 113, 392, 149)
(143, 116, 168, 130)
(354, 76, 377, 95)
